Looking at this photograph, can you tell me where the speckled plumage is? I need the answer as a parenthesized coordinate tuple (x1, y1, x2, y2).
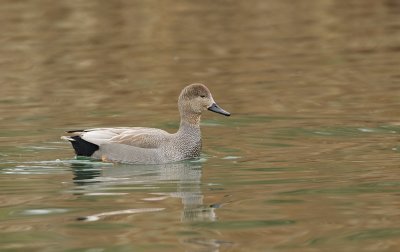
(62, 83, 230, 164)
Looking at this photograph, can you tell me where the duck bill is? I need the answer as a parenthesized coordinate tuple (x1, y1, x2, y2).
(208, 103, 231, 116)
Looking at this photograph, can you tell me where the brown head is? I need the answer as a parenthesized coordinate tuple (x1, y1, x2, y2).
(178, 83, 230, 118)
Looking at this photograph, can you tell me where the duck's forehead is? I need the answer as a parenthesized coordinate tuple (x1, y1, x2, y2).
(186, 83, 210, 95)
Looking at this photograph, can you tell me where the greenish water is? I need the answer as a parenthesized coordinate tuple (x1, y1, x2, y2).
(1, 0, 400, 251)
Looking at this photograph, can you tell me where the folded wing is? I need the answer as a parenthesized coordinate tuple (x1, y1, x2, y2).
(67, 127, 170, 149)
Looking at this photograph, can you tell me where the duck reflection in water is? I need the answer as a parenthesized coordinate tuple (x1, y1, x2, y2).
(71, 160, 217, 222)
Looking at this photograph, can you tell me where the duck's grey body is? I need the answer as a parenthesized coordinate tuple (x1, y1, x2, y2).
(62, 83, 230, 164)
(90, 122, 201, 164)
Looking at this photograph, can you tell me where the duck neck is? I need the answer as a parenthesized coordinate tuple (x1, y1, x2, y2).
(177, 112, 201, 136)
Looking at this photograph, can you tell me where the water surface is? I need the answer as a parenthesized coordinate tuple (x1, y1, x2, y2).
(1, 0, 400, 251)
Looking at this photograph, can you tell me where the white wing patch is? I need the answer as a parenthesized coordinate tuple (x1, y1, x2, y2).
(74, 127, 170, 149)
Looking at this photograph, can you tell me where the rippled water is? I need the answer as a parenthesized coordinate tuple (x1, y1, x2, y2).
(1, 0, 400, 251)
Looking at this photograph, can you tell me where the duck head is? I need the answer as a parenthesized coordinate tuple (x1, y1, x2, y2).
(178, 83, 230, 117)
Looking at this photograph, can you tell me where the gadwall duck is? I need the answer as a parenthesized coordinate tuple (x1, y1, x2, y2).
(62, 83, 230, 164)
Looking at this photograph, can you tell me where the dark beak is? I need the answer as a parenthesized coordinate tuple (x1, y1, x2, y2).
(208, 103, 231, 116)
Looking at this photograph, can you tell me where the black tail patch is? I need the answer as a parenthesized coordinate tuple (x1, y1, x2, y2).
(66, 129, 85, 133)
(69, 136, 99, 157)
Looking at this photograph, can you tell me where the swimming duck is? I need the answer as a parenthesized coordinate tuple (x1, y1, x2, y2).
(62, 83, 230, 164)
